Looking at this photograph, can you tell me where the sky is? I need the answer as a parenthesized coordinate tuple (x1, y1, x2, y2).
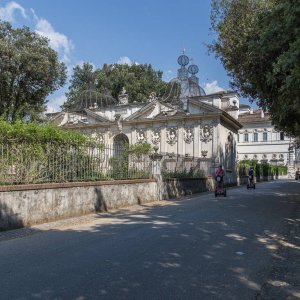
(0, 0, 252, 112)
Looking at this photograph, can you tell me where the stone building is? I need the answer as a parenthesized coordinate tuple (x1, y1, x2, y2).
(237, 107, 295, 177)
(48, 53, 243, 182)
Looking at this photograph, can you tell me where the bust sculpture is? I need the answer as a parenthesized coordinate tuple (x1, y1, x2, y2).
(118, 87, 129, 105)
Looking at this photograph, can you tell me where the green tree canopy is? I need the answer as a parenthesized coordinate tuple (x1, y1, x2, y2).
(0, 21, 67, 121)
(210, 0, 300, 137)
(62, 62, 170, 111)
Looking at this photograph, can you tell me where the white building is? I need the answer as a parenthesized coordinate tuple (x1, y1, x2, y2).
(237, 107, 295, 176)
(48, 53, 243, 183)
(48, 52, 297, 179)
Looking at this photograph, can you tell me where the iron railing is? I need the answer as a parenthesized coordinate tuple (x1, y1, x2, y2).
(0, 143, 151, 185)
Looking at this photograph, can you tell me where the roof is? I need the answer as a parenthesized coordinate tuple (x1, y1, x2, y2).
(239, 104, 251, 109)
(238, 109, 271, 124)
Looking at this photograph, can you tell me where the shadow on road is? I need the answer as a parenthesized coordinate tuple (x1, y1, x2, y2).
(1, 180, 300, 299)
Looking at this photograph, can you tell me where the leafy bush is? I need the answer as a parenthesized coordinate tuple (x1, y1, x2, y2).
(237, 160, 287, 178)
(162, 168, 206, 179)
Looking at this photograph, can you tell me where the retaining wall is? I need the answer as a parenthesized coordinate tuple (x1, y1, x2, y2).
(0, 176, 235, 231)
(161, 177, 214, 199)
(0, 179, 158, 230)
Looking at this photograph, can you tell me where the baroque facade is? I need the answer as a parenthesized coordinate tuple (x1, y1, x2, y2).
(48, 54, 244, 181)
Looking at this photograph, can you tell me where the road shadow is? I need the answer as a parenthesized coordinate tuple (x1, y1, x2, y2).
(0, 180, 300, 299)
(0, 201, 24, 231)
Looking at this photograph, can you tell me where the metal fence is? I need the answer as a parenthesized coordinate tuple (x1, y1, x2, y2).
(0, 143, 152, 185)
(161, 153, 213, 179)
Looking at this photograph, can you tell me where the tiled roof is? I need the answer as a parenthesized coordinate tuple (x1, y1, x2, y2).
(238, 109, 271, 124)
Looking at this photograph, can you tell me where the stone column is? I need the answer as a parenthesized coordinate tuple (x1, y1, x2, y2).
(150, 149, 164, 200)
(150, 153, 163, 178)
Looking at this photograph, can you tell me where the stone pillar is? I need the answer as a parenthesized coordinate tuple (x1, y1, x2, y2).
(150, 153, 163, 178)
(288, 144, 295, 178)
(150, 150, 164, 200)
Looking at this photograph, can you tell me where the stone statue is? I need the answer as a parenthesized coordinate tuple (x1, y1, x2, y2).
(184, 127, 193, 144)
(148, 92, 158, 103)
(118, 87, 129, 105)
(200, 125, 213, 143)
(115, 114, 123, 132)
(137, 130, 146, 143)
(166, 128, 177, 145)
(151, 130, 160, 145)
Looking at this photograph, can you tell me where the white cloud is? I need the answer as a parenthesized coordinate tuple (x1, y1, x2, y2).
(117, 56, 135, 66)
(0, 1, 27, 22)
(203, 80, 224, 94)
(0, 2, 74, 64)
(35, 18, 74, 63)
(47, 95, 66, 113)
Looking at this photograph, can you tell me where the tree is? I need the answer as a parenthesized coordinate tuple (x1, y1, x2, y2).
(62, 63, 101, 111)
(210, 0, 300, 137)
(62, 62, 170, 111)
(0, 21, 67, 121)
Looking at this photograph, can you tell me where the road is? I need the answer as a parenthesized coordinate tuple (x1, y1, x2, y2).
(1, 180, 300, 300)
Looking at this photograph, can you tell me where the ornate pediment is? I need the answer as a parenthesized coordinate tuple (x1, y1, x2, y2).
(125, 101, 177, 121)
(188, 98, 224, 115)
(84, 109, 110, 122)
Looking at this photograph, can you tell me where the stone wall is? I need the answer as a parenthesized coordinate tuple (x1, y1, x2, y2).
(0, 179, 158, 231)
(0, 176, 233, 231)
(161, 177, 214, 199)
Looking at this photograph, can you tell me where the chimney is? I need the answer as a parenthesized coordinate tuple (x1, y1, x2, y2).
(261, 110, 265, 118)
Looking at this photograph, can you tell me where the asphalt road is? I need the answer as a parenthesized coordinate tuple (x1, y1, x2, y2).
(1, 180, 300, 300)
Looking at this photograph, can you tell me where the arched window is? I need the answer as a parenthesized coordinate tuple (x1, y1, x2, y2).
(113, 133, 129, 157)
(263, 132, 268, 141)
(253, 132, 258, 142)
(244, 133, 249, 142)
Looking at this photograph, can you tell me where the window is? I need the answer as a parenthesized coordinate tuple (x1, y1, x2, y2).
(263, 132, 268, 141)
(253, 132, 258, 142)
(244, 133, 248, 142)
(280, 132, 284, 140)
